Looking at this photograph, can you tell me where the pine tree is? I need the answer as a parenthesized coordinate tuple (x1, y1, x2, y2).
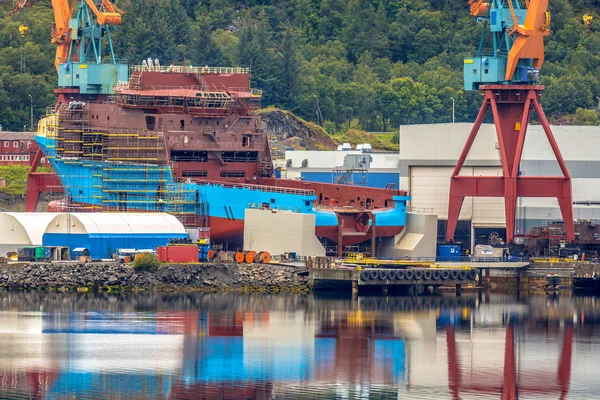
(236, 11, 277, 103)
(277, 28, 301, 109)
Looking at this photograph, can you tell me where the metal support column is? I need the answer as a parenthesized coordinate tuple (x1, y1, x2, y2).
(371, 212, 376, 258)
(337, 214, 343, 258)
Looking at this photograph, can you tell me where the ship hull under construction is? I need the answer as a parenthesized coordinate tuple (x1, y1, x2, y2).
(36, 128, 407, 248)
(31, 65, 409, 251)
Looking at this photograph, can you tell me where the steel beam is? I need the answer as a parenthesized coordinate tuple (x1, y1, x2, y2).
(370, 212, 376, 258)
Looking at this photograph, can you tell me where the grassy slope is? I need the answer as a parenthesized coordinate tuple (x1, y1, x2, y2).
(0, 165, 30, 196)
(0, 165, 54, 211)
(259, 107, 398, 151)
(0, 165, 53, 196)
(333, 130, 398, 152)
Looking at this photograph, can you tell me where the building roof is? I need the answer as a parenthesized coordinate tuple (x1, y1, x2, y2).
(44, 213, 187, 235)
(0, 132, 36, 141)
(0, 213, 58, 246)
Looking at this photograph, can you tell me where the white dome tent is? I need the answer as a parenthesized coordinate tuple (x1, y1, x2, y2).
(43, 213, 188, 260)
(0, 213, 57, 256)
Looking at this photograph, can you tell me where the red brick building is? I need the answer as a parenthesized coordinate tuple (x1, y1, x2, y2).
(0, 132, 45, 166)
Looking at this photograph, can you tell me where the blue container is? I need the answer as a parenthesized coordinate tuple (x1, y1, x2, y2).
(199, 243, 212, 261)
(438, 245, 461, 260)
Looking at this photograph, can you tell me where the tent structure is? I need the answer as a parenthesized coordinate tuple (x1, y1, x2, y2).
(0, 213, 57, 256)
(42, 213, 188, 260)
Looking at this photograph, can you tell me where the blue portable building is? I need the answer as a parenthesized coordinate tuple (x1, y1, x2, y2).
(438, 244, 461, 261)
(42, 213, 188, 260)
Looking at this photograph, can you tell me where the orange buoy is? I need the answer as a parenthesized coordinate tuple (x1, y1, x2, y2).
(235, 252, 244, 263)
(259, 251, 271, 263)
(207, 249, 215, 260)
(245, 251, 257, 263)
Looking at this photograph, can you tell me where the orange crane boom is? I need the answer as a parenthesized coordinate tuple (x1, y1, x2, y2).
(8, 0, 123, 72)
(464, 0, 550, 85)
(468, 0, 489, 17)
(505, 0, 550, 81)
(51, 0, 72, 71)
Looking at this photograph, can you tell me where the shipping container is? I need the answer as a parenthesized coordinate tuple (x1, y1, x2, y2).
(18, 246, 51, 262)
(157, 245, 199, 263)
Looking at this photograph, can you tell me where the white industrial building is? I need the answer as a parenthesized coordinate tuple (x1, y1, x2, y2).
(399, 123, 600, 247)
(284, 149, 400, 189)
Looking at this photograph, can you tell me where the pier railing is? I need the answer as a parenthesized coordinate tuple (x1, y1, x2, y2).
(309, 255, 531, 267)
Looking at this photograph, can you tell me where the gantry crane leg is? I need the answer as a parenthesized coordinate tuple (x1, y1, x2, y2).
(446, 84, 574, 243)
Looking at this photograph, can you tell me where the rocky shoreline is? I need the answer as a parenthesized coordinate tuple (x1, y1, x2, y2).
(0, 262, 310, 293)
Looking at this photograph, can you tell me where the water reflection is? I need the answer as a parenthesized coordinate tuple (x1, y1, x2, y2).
(0, 292, 597, 399)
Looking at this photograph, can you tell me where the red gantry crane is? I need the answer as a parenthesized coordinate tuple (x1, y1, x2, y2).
(446, 0, 574, 243)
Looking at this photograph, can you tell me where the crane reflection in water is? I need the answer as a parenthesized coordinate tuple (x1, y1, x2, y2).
(0, 293, 595, 399)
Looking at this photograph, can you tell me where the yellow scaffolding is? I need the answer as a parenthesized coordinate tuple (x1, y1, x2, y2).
(48, 102, 201, 220)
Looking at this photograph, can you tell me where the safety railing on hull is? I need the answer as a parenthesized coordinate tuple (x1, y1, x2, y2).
(174, 178, 316, 197)
(341, 255, 529, 264)
(130, 65, 250, 75)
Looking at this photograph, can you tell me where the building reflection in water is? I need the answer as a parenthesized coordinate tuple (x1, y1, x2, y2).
(0, 294, 598, 399)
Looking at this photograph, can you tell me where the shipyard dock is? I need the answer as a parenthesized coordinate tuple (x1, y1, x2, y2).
(308, 258, 600, 294)
(309, 267, 479, 295)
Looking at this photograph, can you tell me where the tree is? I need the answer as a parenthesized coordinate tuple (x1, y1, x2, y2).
(114, 0, 190, 63)
(541, 74, 595, 116)
(276, 28, 301, 109)
(341, 0, 389, 62)
(318, 0, 345, 43)
(573, 108, 599, 125)
(375, 83, 400, 131)
(236, 11, 277, 103)
(1, 0, 600, 133)
(189, 16, 225, 66)
(212, 29, 239, 65)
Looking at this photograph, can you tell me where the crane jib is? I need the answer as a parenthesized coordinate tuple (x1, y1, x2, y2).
(464, 0, 549, 90)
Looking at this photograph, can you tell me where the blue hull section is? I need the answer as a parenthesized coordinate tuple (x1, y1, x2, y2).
(36, 135, 408, 236)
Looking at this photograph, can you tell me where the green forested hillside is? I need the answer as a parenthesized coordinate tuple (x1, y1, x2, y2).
(1, 0, 600, 132)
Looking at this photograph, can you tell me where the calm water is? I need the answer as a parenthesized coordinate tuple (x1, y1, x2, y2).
(0, 291, 598, 400)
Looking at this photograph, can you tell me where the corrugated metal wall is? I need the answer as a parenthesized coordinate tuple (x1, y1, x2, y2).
(409, 166, 505, 226)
